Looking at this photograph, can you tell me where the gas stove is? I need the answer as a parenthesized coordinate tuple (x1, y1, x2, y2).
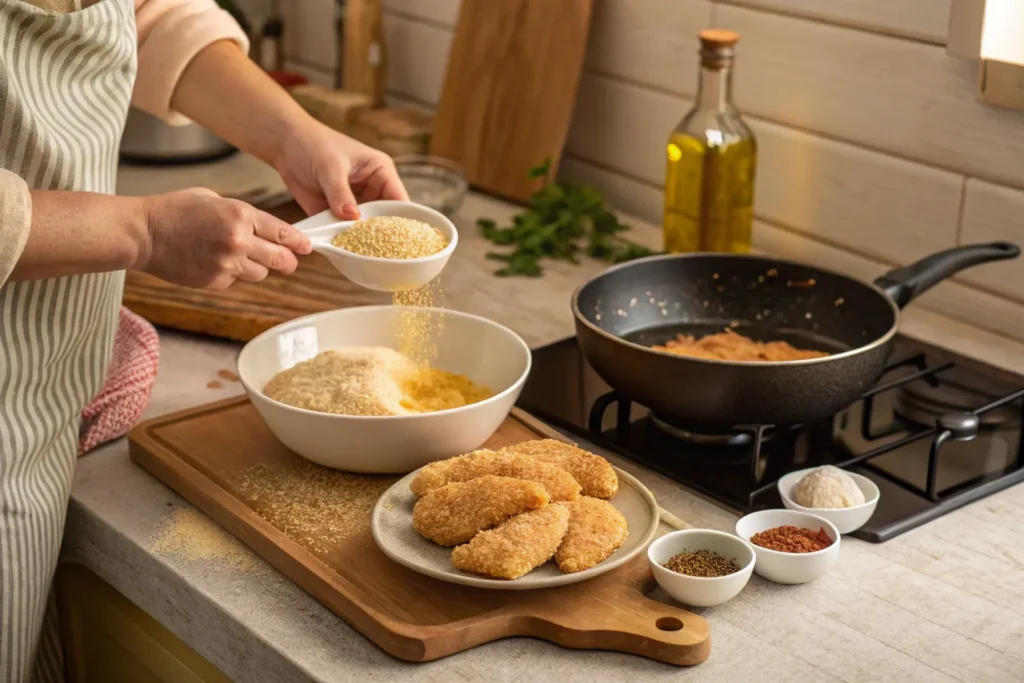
(517, 336, 1024, 542)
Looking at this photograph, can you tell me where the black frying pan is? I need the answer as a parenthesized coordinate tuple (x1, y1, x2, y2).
(572, 243, 1019, 430)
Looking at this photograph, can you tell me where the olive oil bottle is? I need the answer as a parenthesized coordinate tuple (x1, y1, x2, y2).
(664, 30, 756, 254)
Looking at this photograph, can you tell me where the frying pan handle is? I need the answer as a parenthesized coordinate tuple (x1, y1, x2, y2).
(873, 242, 1020, 308)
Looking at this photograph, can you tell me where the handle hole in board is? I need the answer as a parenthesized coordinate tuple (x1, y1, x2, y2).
(656, 617, 684, 632)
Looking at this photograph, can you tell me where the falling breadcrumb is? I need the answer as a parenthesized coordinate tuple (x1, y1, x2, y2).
(412, 475, 549, 546)
(501, 440, 619, 499)
(409, 449, 581, 501)
(451, 505, 570, 580)
(554, 497, 628, 573)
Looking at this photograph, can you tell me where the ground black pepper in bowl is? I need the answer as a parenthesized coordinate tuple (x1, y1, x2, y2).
(662, 549, 741, 578)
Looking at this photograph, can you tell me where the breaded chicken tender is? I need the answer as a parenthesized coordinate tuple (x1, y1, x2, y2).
(412, 475, 549, 546)
(451, 505, 570, 580)
(501, 440, 619, 499)
(554, 497, 628, 573)
(410, 449, 581, 501)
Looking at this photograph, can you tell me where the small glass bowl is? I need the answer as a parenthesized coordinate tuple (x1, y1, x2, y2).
(394, 155, 469, 217)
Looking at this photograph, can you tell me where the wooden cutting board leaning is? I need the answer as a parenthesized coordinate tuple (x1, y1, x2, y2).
(129, 398, 711, 665)
(123, 256, 389, 342)
(429, 0, 593, 201)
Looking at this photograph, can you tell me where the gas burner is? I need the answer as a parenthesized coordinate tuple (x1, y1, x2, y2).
(648, 414, 770, 446)
(894, 367, 1021, 430)
(518, 337, 1024, 544)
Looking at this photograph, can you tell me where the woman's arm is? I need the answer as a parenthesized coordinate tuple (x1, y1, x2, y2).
(168, 40, 308, 168)
(169, 41, 408, 217)
(8, 188, 309, 287)
(131, 1, 406, 217)
(10, 190, 148, 282)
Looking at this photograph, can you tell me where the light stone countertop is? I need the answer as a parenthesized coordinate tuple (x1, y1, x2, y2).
(64, 182, 1024, 682)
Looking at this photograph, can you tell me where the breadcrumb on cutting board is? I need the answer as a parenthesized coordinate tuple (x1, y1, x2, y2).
(236, 461, 397, 556)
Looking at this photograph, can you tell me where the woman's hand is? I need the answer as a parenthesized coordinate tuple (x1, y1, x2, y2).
(273, 121, 410, 220)
(139, 188, 312, 290)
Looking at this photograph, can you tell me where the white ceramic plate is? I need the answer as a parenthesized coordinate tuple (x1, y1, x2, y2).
(371, 466, 660, 590)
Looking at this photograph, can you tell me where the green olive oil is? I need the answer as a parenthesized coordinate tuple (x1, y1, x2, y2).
(664, 30, 756, 254)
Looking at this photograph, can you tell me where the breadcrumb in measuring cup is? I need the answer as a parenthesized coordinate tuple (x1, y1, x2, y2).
(331, 215, 447, 258)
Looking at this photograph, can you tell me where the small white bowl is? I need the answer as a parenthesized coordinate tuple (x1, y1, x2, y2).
(237, 306, 530, 473)
(734, 509, 840, 585)
(293, 200, 458, 292)
(648, 529, 755, 607)
(777, 467, 880, 534)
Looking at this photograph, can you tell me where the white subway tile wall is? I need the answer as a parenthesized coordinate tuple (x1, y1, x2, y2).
(272, 0, 1024, 342)
(714, 0, 952, 43)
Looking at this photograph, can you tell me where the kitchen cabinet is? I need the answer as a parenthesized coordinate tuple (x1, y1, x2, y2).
(56, 563, 232, 683)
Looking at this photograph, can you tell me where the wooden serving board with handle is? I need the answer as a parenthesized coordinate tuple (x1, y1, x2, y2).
(429, 0, 593, 201)
(129, 397, 710, 665)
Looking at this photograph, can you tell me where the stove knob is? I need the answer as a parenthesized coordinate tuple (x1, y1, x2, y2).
(937, 411, 980, 441)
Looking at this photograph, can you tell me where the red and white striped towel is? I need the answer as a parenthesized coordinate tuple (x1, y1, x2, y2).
(78, 306, 160, 455)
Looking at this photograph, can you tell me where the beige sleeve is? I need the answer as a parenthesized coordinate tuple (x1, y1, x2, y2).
(0, 170, 32, 287)
(132, 0, 251, 126)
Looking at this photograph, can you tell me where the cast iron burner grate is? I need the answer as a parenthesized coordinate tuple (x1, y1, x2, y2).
(516, 337, 1024, 543)
(586, 353, 1024, 541)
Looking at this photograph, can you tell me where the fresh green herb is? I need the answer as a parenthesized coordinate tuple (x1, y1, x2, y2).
(477, 158, 658, 277)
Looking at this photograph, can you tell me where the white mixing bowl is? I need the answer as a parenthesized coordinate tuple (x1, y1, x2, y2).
(293, 200, 458, 292)
(237, 306, 531, 473)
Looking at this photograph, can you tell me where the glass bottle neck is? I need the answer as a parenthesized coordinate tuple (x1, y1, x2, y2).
(695, 61, 734, 112)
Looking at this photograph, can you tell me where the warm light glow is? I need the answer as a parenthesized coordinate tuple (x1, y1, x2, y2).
(666, 143, 682, 162)
(981, 0, 1024, 66)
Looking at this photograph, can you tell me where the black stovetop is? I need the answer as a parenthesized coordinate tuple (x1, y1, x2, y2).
(516, 336, 1024, 542)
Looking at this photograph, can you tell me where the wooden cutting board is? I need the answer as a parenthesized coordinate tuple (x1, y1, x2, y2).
(129, 398, 710, 665)
(122, 202, 390, 342)
(429, 0, 593, 201)
(123, 255, 389, 342)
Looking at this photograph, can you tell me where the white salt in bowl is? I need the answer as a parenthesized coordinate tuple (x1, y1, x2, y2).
(734, 509, 840, 585)
(293, 200, 458, 292)
(237, 306, 530, 473)
(777, 467, 880, 534)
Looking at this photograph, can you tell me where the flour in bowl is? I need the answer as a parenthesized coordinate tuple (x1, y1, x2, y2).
(263, 346, 491, 416)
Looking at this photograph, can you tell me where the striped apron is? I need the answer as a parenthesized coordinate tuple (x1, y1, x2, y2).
(0, 2, 136, 681)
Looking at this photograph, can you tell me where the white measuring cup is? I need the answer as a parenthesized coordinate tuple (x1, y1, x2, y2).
(293, 200, 459, 292)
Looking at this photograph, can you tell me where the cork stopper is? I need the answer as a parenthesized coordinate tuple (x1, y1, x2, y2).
(698, 29, 739, 68)
(699, 29, 740, 49)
